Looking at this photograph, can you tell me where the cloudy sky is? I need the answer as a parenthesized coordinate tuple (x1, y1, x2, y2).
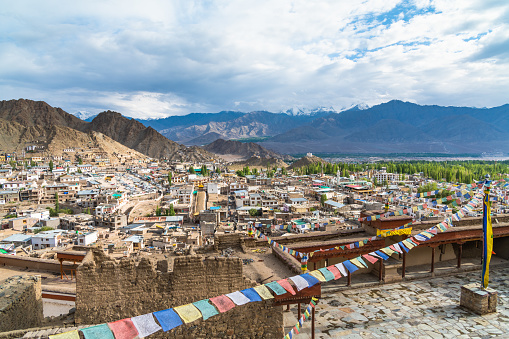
(1, 0, 508, 118)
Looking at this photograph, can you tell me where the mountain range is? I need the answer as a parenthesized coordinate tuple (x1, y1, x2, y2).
(2, 99, 509, 160)
(136, 100, 509, 154)
(137, 110, 333, 145)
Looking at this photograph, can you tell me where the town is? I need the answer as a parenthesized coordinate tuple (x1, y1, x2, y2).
(2, 148, 509, 338)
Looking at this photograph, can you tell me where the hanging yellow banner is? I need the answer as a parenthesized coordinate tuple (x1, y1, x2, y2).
(377, 228, 412, 237)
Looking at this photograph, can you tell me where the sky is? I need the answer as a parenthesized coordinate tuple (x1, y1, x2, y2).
(1, 0, 508, 119)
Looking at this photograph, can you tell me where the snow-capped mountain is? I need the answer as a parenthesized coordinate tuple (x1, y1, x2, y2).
(73, 111, 98, 121)
(282, 106, 338, 116)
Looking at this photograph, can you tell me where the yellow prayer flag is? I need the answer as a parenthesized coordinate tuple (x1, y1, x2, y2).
(49, 331, 80, 339)
(308, 270, 326, 282)
(254, 285, 274, 300)
(174, 304, 202, 323)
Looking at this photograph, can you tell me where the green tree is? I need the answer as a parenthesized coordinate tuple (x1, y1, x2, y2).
(155, 206, 162, 216)
(249, 208, 259, 217)
(34, 226, 54, 234)
(320, 194, 327, 206)
(78, 158, 83, 165)
(281, 167, 287, 176)
(167, 172, 172, 187)
(49, 160, 54, 172)
(189, 166, 195, 174)
(216, 167, 221, 174)
(169, 204, 176, 216)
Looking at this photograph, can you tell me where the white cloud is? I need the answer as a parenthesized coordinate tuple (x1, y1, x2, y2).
(0, 0, 508, 117)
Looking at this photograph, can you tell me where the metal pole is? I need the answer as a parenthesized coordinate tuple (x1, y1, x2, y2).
(402, 251, 406, 278)
(431, 247, 435, 274)
(312, 305, 315, 339)
(457, 243, 462, 268)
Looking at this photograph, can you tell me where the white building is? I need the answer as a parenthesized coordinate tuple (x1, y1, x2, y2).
(77, 231, 98, 246)
(31, 230, 65, 250)
(373, 168, 401, 183)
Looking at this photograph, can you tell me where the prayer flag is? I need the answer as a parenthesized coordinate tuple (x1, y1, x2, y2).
(253, 285, 274, 300)
(335, 263, 348, 276)
(107, 319, 138, 339)
(81, 324, 115, 339)
(241, 288, 263, 302)
(350, 257, 366, 268)
(192, 300, 219, 320)
(49, 331, 80, 339)
(130, 315, 161, 339)
(266, 281, 288, 295)
(277, 279, 297, 295)
(300, 273, 321, 287)
(342, 260, 359, 273)
(326, 265, 342, 280)
(318, 267, 335, 281)
(398, 242, 410, 253)
(210, 295, 236, 313)
(362, 254, 379, 264)
(226, 291, 251, 306)
(482, 183, 493, 289)
(308, 270, 327, 282)
(374, 250, 390, 260)
(173, 304, 202, 323)
(289, 275, 309, 291)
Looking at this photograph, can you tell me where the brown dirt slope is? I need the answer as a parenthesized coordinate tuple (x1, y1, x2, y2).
(0, 118, 147, 163)
(288, 155, 326, 169)
(0, 99, 216, 162)
(203, 139, 287, 160)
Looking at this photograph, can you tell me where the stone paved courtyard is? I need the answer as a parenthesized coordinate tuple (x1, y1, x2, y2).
(285, 266, 509, 338)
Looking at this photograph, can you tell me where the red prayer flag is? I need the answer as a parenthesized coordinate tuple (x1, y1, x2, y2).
(210, 295, 236, 313)
(326, 265, 342, 280)
(108, 319, 138, 339)
(362, 254, 379, 264)
(277, 279, 296, 295)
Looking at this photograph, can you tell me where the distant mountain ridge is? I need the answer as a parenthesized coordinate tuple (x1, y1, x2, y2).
(262, 100, 509, 154)
(203, 139, 291, 161)
(137, 110, 334, 144)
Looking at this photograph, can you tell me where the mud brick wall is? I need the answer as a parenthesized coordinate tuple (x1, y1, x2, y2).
(0, 275, 43, 332)
(76, 249, 284, 338)
(214, 233, 242, 250)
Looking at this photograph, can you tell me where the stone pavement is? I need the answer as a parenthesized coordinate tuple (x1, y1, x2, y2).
(284, 266, 509, 338)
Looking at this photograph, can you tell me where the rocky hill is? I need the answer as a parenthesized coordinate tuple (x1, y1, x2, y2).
(0, 118, 147, 162)
(288, 155, 326, 170)
(203, 139, 289, 161)
(0, 99, 216, 162)
(83, 111, 215, 161)
(0, 99, 84, 130)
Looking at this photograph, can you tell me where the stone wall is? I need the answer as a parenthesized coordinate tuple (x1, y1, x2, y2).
(0, 275, 43, 332)
(214, 233, 243, 250)
(76, 249, 283, 338)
